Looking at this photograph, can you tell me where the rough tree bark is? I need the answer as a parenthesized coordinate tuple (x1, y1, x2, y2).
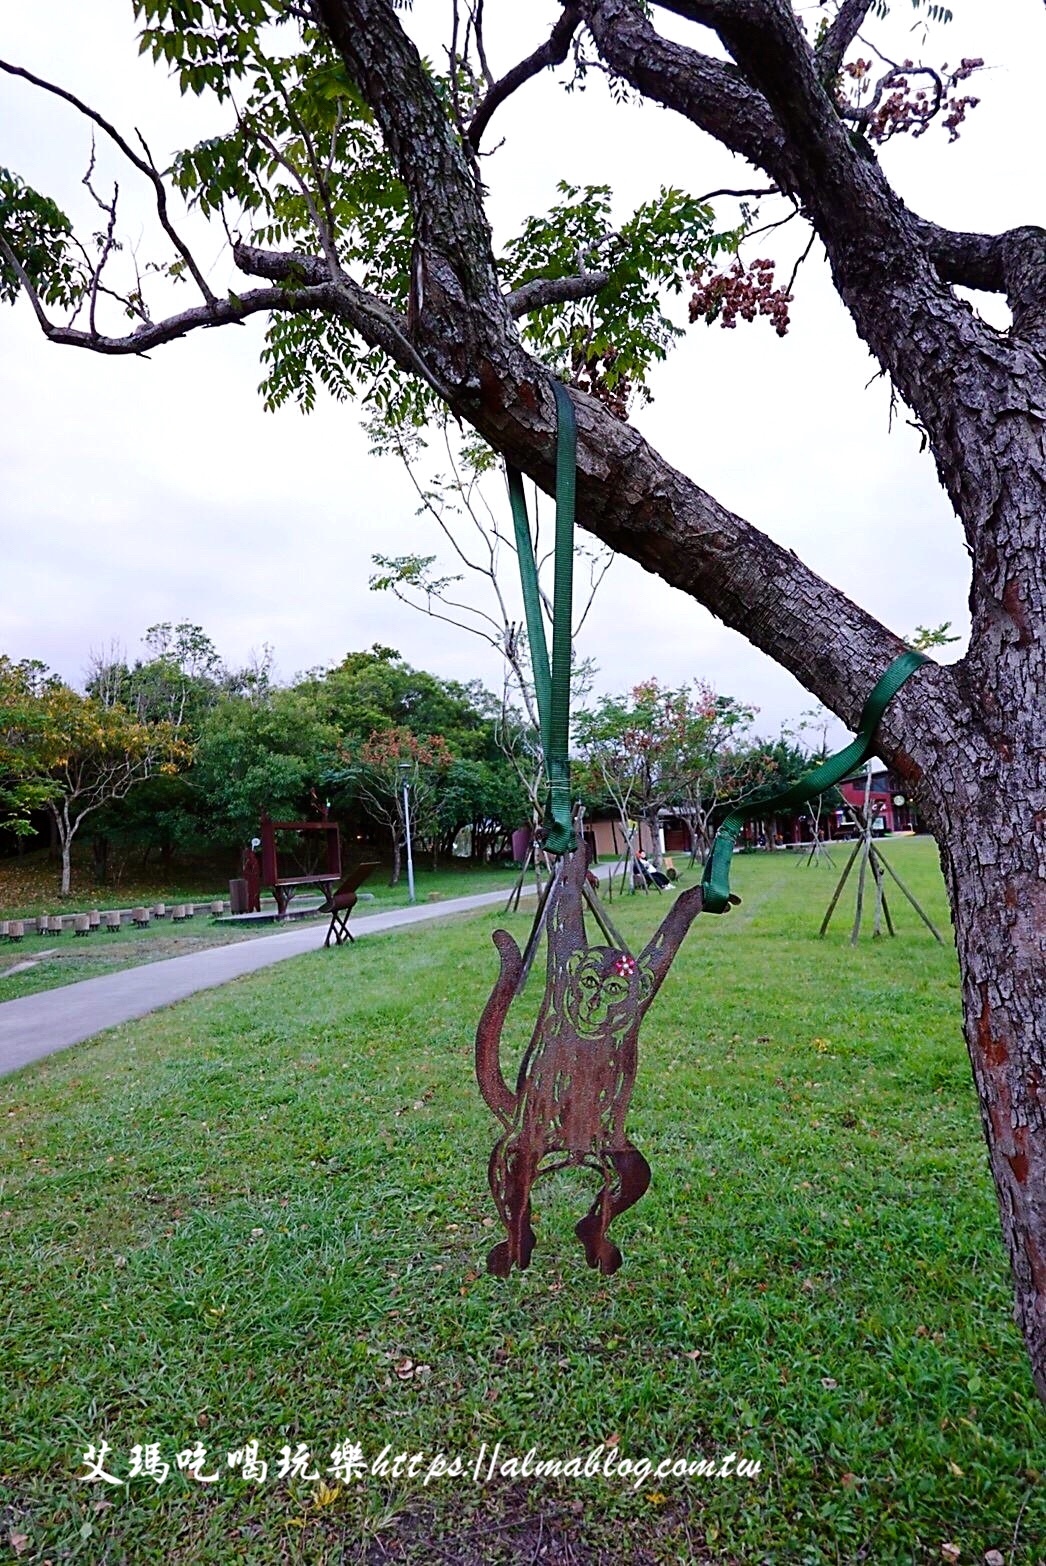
(4, 0, 1045, 1396)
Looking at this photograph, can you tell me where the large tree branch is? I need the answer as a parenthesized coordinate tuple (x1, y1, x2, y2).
(596, 0, 936, 288)
(314, 0, 512, 396)
(4, 224, 453, 394)
(4, 0, 963, 774)
(578, 0, 1046, 553)
(466, 6, 581, 150)
(576, 1, 1035, 308)
(302, 0, 957, 766)
(232, 243, 455, 395)
(505, 271, 612, 316)
(578, 1, 787, 174)
(483, 375, 956, 763)
(12, 277, 330, 356)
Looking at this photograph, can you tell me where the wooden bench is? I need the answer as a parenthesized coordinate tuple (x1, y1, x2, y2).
(272, 873, 342, 916)
(325, 864, 379, 947)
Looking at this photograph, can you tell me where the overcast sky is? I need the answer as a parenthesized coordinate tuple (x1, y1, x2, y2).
(1, 3, 1039, 740)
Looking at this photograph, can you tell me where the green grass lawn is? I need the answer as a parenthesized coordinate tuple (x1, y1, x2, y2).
(1, 840, 1043, 1564)
(0, 860, 523, 1003)
(0, 847, 522, 922)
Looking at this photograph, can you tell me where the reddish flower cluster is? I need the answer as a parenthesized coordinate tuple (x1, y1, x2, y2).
(688, 257, 792, 338)
(942, 59, 983, 143)
(844, 58, 872, 82)
(843, 55, 982, 145)
(356, 726, 452, 772)
(867, 69, 937, 143)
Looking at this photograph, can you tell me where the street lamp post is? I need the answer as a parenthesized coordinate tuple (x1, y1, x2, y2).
(400, 762, 416, 904)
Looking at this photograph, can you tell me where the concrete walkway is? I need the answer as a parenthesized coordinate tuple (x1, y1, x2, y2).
(0, 881, 543, 1079)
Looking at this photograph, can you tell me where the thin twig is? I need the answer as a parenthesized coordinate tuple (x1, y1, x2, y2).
(740, 207, 799, 245)
(784, 229, 817, 297)
(0, 58, 216, 306)
(695, 184, 778, 203)
(266, 55, 341, 264)
(467, 6, 581, 150)
(449, 0, 464, 140)
(88, 182, 120, 337)
(472, 0, 495, 89)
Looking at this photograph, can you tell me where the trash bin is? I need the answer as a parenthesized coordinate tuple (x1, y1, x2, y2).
(229, 877, 250, 915)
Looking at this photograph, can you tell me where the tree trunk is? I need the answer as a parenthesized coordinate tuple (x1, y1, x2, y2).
(388, 824, 401, 887)
(48, 803, 74, 897)
(685, 810, 712, 869)
(926, 769, 1046, 1403)
(59, 834, 72, 897)
(644, 812, 664, 869)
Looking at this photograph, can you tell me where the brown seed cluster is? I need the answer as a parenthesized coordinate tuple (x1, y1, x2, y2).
(570, 344, 632, 419)
(842, 55, 982, 145)
(688, 257, 792, 338)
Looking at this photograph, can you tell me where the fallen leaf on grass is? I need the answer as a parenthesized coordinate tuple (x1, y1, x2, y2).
(941, 1546, 961, 1563)
(9, 1532, 30, 1557)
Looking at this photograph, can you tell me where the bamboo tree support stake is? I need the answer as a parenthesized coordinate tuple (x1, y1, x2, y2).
(799, 797, 836, 869)
(870, 847, 896, 938)
(820, 806, 943, 944)
(504, 835, 549, 915)
(871, 842, 945, 944)
(847, 767, 874, 944)
(850, 825, 871, 945)
(818, 837, 863, 937)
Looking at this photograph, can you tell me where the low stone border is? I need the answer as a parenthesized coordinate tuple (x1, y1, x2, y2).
(0, 899, 233, 940)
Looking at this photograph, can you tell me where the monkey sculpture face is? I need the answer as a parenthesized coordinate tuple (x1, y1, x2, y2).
(564, 949, 642, 1041)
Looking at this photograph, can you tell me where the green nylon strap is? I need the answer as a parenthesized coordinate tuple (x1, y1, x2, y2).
(506, 381, 577, 854)
(701, 649, 929, 914)
(507, 467, 552, 758)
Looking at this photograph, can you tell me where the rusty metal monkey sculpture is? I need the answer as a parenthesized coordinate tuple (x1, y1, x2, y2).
(476, 843, 704, 1276)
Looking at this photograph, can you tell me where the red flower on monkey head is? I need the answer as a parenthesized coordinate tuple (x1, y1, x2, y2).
(612, 954, 637, 978)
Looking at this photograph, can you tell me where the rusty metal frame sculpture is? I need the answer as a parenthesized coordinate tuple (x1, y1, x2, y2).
(476, 841, 704, 1275)
(259, 804, 343, 917)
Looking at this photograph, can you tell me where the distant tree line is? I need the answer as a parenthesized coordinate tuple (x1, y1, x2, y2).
(0, 623, 820, 896)
(0, 625, 531, 894)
